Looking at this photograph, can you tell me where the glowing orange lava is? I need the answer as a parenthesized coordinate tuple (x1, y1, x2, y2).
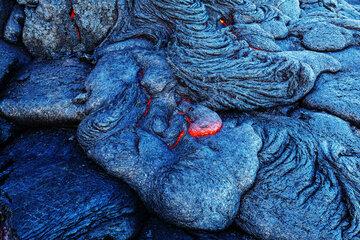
(249, 46, 261, 51)
(70, 8, 76, 21)
(143, 96, 152, 116)
(170, 100, 223, 149)
(169, 130, 186, 149)
(188, 120, 222, 138)
(69, 1, 81, 39)
(219, 18, 227, 27)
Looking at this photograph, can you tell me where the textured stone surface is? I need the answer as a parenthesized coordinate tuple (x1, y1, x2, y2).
(235, 111, 360, 240)
(72, 0, 117, 52)
(0, 0, 360, 239)
(78, 83, 262, 230)
(3, 4, 25, 44)
(0, 129, 144, 240)
(138, 217, 255, 240)
(0, 40, 29, 85)
(18, 0, 117, 58)
(0, 58, 91, 124)
(304, 47, 360, 125)
(0, 0, 15, 35)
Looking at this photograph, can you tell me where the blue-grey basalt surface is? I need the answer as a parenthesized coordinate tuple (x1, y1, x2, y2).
(0, 0, 359, 239)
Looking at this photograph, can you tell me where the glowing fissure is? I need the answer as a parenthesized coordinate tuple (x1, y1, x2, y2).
(143, 96, 152, 116)
(136, 96, 153, 127)
(69, 0, 81, 40)
(169, 130, 186, 149)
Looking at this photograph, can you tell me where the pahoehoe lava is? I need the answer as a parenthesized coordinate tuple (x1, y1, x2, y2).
(0, 0, 359, 239)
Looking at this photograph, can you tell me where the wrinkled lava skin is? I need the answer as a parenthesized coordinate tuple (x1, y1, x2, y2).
(0, 0, 360, 239)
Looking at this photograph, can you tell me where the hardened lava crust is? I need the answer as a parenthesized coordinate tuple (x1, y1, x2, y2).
(0, 0, 360, 239)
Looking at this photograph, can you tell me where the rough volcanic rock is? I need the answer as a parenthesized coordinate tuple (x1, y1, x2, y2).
(289, 0, 360, 52)
(0, 58, 91, 124)
(78, 82, 261, 231)
(157, 0, 341, 111)
(235, 111, 360, 240)
(0, 118, 14, 145)
(85, 47, 171, 113)
(0, 40, 29, 85)
(79, 88, 360, 239)
(138, 217, 255, 240)
(304, 47, 360, 125)
(0, 191, 18, 240)
(3, 4, 25, 44)
(138, 217, 194, 240)
(17, 0, 117, 59)
(0, 0, 15, 35)
(20, 0, 80, 59)
(0, 129, 144, 240)
(0, 0, 359, 239)
(72, 0, 117, 52)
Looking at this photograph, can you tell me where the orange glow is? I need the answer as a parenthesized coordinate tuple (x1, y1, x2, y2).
(143, 96, 153, 116)
(169, 130, 186, 149)
(70, 8, 76, 21)
(219, 18, 227, 26)
(249, 46, 261, 51)
(75, 25, 81, 39)
(188, 120, 222, 138)
(69, 0, 80, 39)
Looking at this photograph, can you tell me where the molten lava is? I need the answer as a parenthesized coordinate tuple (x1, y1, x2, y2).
(169, 130, 186, 149)
(175, 100, 223, 143)
(70, 9, 76, 21)
(143, 96, 153, 117)
(188, 119, 222, 138)
(219, 18, 227, 27)
(69, 1, 81, 39)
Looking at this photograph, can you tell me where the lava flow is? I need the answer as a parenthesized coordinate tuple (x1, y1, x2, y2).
(69, 0, 81, 39)
(169, 103, 223, 149)
(169, 130, 186, 149)
(187, 117, 222, 138)
(219, 17, 228, 27)
(143, 96, 153, 117)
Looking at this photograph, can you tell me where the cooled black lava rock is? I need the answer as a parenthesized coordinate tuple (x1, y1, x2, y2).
(0, 58, 91, 124)
(0, 191, 18, 240)
(0, 0, 15, 35)
(138, 217, 194, 240)
(138, 217, 255, 240)
(1, 0, 360, 239)
(78, 83, 261, 231)
(0, 129, 144, 240)
(304, 47, 360, 125)
(235, 111, 360, 240)
(0, 118, 14, 145)
(17, 0, 117, 58)
(3, 3, 25, 44)
(0, 40, 29, 85)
